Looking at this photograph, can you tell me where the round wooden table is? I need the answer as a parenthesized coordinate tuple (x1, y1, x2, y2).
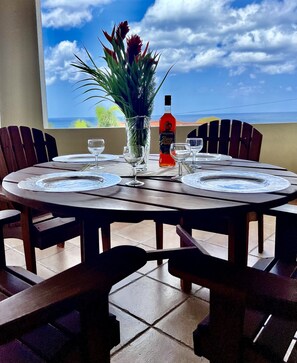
(3, 156, 297, 265)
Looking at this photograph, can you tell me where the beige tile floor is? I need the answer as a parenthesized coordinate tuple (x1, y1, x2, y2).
(4, 216, 278, 362)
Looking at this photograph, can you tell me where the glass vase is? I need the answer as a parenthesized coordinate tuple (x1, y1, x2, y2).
(125, 115, 151, 171)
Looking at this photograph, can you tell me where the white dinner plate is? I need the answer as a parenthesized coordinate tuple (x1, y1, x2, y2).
(185, 153, 232, 162)
(52, 154, 119, 163)
(181, 170, 291, 193)
(18, 171, 121, 192)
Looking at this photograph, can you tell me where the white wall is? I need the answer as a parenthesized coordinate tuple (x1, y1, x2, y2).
(0, 0, 297, 172)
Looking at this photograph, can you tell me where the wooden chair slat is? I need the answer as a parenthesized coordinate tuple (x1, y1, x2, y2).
(239, 121, 253, 160)
(0, 128, 17, 173)
(32, 216, 80, 249)
(31, 128, 48, 163)
(187, 128, 197, 139)
(228, 119, 242, 158)
(217, 119, 230, 155)
(208, 119, 220, 153)
(249, 128, 263, 161)
(197, 122, 209, 153)
(0, 148, 9, 182)
(20, 324, 72, 361)
(0, 270, 32, 295)
(45, 132, 58, 160)
(19, 126, 38, 166)
(288, 342, 297, 363)
(7, 126, 28, 170)
(255, 316, 297, 361)
(0, 340, 44, 363)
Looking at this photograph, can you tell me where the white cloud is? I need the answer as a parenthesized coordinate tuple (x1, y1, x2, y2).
(43, 0, 110, 8)
(44, 40, 87, 85)
(42, 8, 93, 28)
(43, 0, 297, 86)
(132, 0, 297, 76)
(259, 63, 296, 74)
(42, 0, 111, 28)
(229, 82, 262, 97)
(228, 51, 274, 64)
(229, 66, 246, 76)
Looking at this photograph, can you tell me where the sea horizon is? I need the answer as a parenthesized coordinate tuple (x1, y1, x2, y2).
(47, 111, 297, 129)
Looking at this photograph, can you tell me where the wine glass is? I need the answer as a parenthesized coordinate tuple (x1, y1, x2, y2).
(87, 139, 105, 170)
(186, 137, 203, 164)
(123, 145, 145, 186)
(170, 142, 191, 180)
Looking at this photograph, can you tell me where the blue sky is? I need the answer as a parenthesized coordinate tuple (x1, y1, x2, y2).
(41, 0, 297, 122)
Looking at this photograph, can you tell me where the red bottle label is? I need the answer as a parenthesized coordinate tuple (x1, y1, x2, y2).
(160, 131, 175, 154)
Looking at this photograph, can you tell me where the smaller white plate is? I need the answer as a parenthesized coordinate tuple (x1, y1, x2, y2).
(18, 172, 121, 192)
(186, 153, 232, 162)
(181, 171, 291, 193)
(52, 154, 119, 163)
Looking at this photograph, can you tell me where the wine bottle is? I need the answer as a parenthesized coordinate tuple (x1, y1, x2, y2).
(159, 95, 176, 167)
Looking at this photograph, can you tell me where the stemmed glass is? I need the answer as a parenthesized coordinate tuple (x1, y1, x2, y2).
(170, 142, 191, 180)
(186, 137, 203, 164)
(123, 145, 145, 186)
(87, 139, 105, 170)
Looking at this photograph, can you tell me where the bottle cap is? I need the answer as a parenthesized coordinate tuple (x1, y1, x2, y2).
(165, 95, 171, 106)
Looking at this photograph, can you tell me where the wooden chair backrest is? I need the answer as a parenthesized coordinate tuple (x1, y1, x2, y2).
(0, 126, 58, 178)
(0, 127, 81, 274)
(187, 119, 263, 161)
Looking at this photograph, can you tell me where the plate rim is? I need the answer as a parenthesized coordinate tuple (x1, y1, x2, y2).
(185, 153, 232, 162)
(18, 171, 121, 192)
(181, 170, 291, 193)
(52, 153, 119, 163)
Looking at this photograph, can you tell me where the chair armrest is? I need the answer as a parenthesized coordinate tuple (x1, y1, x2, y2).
(0, 186, 12, 204)
(169, 249, 297, 320)
(0, 245, 146, 344)
(0, 209, 20, 225)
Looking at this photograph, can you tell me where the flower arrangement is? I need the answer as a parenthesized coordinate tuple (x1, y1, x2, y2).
(72, 20, 172, 119)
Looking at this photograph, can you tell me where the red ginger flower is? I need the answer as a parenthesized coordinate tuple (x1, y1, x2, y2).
(127, 35, 143, 64)
(116, 21, 129, 40)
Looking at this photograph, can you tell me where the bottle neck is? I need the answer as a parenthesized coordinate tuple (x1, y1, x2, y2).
(164, 105, 171, 113)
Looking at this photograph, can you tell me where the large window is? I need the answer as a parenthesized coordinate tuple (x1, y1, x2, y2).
(39, 0, 297, 129)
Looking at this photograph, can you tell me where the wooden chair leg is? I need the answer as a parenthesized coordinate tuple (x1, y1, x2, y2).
(206, 291, 245, 363)
(0, 210, 20, 268)
(155, 221, 163, 265)
(257, 214, 264, 253)
(21, 208, 37, 273)
(80, 298, 112, 363)
(179, 225, 193, 293)
(101, 224, 111, 251)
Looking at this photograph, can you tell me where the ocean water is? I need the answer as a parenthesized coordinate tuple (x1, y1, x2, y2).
(48, 112, 297, 129)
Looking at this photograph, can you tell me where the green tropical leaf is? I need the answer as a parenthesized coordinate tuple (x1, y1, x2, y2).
(72, 21, 172, 119)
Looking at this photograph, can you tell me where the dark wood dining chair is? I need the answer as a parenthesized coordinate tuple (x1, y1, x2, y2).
(0, 209, 146, 363)
(154, 119, 264, 257)
(167, 225, 297, 363)
(187, 118, 264, 252)
(0, 125, 80, 273)
(153, 119, 264, 263)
